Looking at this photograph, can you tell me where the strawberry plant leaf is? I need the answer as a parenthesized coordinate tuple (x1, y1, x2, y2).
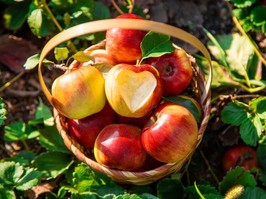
(54, 47, 69, 62)
(35, 99, 54, 126)
(6, 151, 36, 167)
(219, 167, 256, 195)
(221, 101, 248, 126)
(38, 125, 70, 153)
(140, 31, 175, 61)
(230, 0, 256, 8)
(0, 162, 24, 185)
(72, 51, 91, 63)
(4, 122, 27, 141)
(257, 136, 266, 171)
(239, 187, 266, 199)
(0, 187, 15, 199)
(251, 6, 266, 26)
(185, 184, 220, 198)
(157, 178, 184, 199)
(0, 97, 7, 127)
(33, 151, 73, 180)
(16, 168, 42, 191)
(249, 97, 266, 119)
(240, 114, 262, 146)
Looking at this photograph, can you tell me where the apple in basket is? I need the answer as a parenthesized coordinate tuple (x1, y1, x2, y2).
(67, 102, 116, 149)
(145, 48, 193, 96)
(51, 66, 106, 119)
(105, 63, 162, 118)
(141, 102, 198, 163)
(94, 124, 147, 171)
(105, 13, 147, 63)
(85, 49, 117, 66)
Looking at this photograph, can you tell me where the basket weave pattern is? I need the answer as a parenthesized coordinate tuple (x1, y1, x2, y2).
(54, 61, 211, 185)
(38, 19, 212, 185)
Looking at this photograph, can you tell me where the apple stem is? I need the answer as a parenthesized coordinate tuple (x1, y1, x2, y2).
(127, 0, 135, 14)
(199, 149, 220, 185)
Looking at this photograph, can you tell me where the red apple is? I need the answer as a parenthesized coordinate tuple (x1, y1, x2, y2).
(145, 48, 193, 96)
(141, 102, 198, 163)
(94, 124, 147, 171)
(67, 103, 116, 149)
(51, 66, 106, 119)
(105, 63, 162, 118)
(105, 13, 147, 63)
(222, 145, 258, 171)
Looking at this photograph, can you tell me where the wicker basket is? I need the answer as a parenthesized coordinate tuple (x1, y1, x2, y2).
(38, 19, 212, 185)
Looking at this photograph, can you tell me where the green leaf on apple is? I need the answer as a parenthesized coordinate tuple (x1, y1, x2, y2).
(140, 31, 175, 63)
(54, 47, 69, 62)
(72, 51, 92, 63)
(164, 96, 201, 122)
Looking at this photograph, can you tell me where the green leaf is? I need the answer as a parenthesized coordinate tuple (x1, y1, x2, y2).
(24, 54, 40, 70)
(257, 136, 266, 170)
(0, 187, 16, 199)
(240, 114, 262, 146)
(6, 151, 36, 166)
(140, 31, 175, 61)
(72, 51, 91, 62)
(33, 151, 73, 180)
(0, 97, 7, 126)
(157, 178, 184, 199)
(208, 33, 257, 81)
(230, 0, 256, 8)
(94, 1, 110, 20)
(221, 101, 248, 126)
(54, 47, 69, 62)
(16, 168, 42, 191)
(232, 8, 249, 20)
(249, 97, 266, 119)
(38, 125, 70, 153)
(0, 162, 24, 185)
(35, 99, 54, 126)
(4, 122, 27, 141)
(251, 6, 266, 26)
(185, 184, 220, 199)
(164, 95, 201, 122)
(27, 8, 43, 37)
(239, 187, 266, 199)
(4, 1, 30, 30)
(219, 167, 256, 195)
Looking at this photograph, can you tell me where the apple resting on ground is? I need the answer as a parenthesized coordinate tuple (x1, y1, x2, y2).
(105, 13, 147, 63)
(51, 66, 106, 119)
(222, 145, 258, 171)
(105, 63, 162, 118)
(141, 102, 198, 163)
(94, 124, 147, 171)
(145, 48, 193, 96)
(67, 103, 116, 149)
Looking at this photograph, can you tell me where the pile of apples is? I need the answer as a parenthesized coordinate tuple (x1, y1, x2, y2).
(51, 14, 201, 171)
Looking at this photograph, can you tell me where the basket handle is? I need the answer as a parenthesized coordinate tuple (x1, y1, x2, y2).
(38, 19, 212, 105)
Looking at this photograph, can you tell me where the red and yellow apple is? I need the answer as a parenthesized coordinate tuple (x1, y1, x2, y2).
(105, 63, 162, 118)
(67, 103, 116, 148)
(51, 66, 106, 119)
(141, 102, 198, 163)
(145, 48, 193, 96)
(94, 124, 147, 171)
(105, 13, 147, 63)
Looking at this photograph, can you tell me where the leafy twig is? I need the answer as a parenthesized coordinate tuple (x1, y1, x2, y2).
(111, 0, 124, 15)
